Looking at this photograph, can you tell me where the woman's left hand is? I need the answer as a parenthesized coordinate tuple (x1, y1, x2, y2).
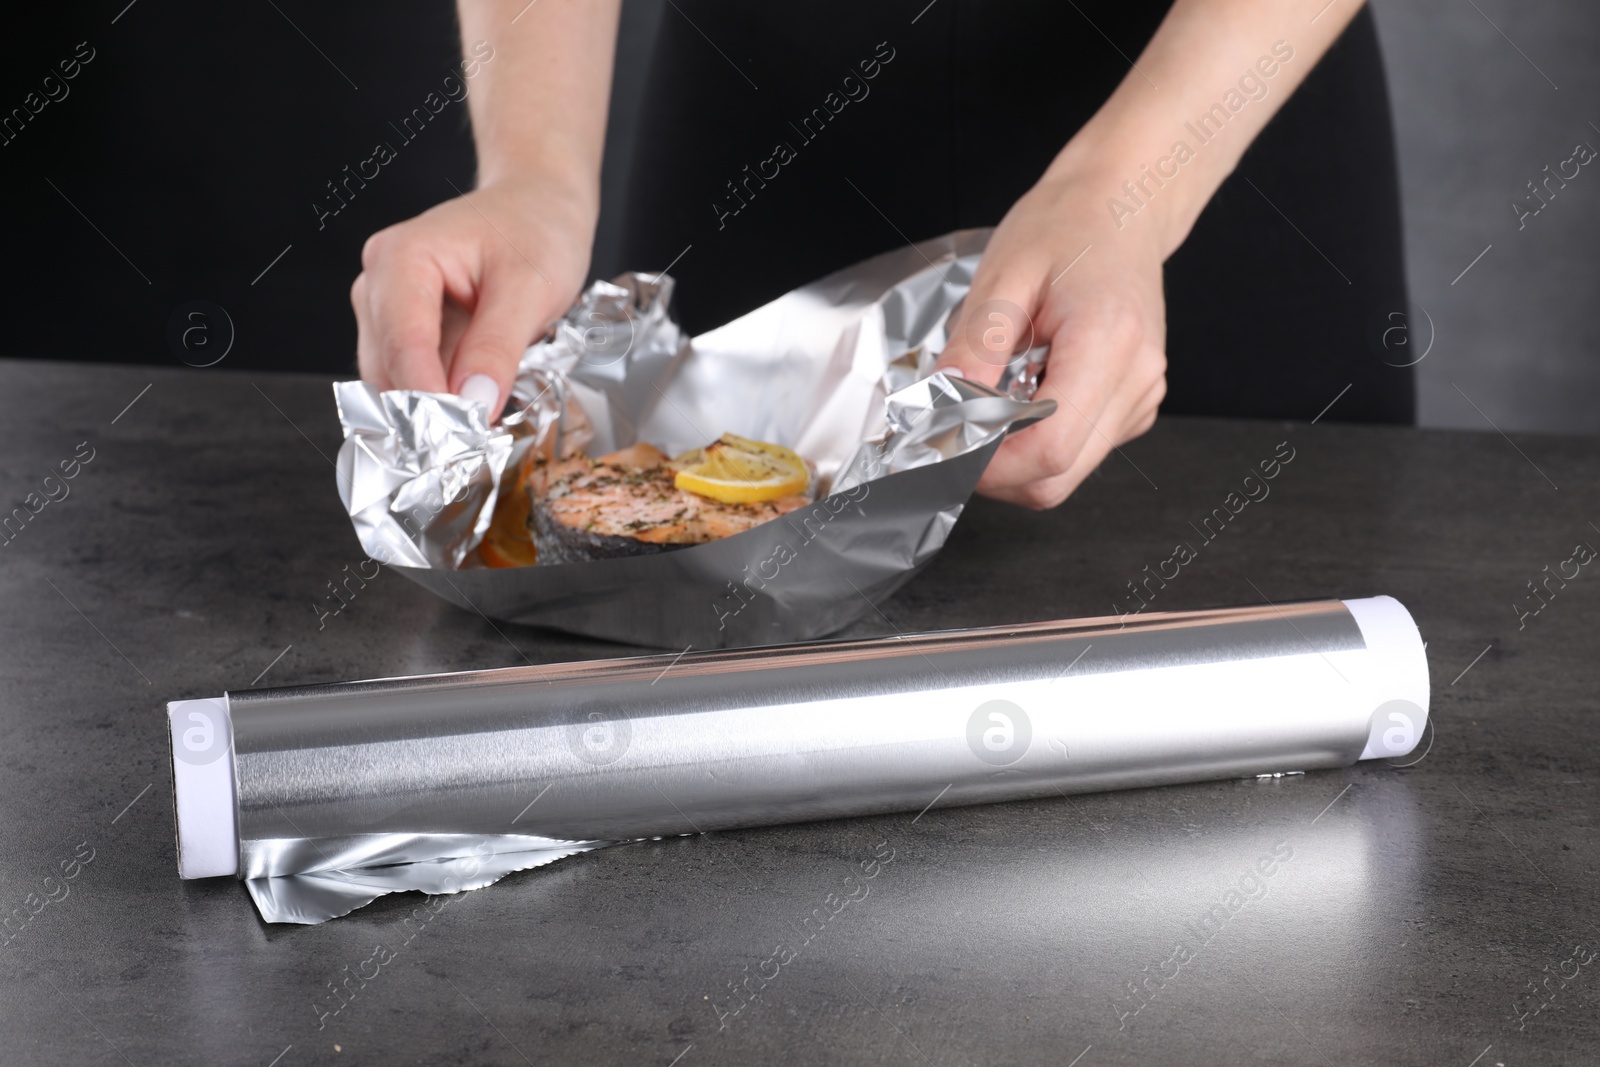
(935, 166, 1169, 510)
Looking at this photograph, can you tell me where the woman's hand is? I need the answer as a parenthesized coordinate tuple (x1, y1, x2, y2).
(353, 0, 620, 412)
(351, 176, 596, 414)
(936, 166, 1169, 509)
(934, 0, 1366, 509)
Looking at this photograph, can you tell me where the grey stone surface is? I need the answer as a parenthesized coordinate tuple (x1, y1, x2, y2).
(0, 360, 1595, 1066)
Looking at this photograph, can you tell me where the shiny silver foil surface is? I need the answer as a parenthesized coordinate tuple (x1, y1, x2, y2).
(224, 599, 1425, 923)
(333, 230, 1054, 648)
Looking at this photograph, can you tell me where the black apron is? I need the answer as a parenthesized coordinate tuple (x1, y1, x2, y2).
(615, 2, 1413, 424)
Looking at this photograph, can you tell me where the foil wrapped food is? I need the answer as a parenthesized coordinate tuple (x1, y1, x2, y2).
(333, 229, 1053, 648)
(167, 597, 1430, 924)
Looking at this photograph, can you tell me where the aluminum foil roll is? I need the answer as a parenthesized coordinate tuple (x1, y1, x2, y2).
(332, 229, 1055, 649)
(167, 597, 1429, 924)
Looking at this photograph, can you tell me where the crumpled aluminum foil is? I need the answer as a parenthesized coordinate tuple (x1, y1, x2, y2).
(242, 834, 601, 925)
(334, 229, 1054, 648)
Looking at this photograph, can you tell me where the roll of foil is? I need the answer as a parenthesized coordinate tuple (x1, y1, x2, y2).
(166, 597, 1430, 924)
(332, 229, 1056, 649)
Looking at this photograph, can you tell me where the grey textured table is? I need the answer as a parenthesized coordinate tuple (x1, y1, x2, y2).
(1, 359, 1595, 1066)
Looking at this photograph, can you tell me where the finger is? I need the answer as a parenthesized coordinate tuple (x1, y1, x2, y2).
(980, 347, 1165, 508)
(933, 270, 1043, 388)
(447, 257, 552, 415)
(978, 394, 1122, 508)
(438, 295, 471, 381)
(978, 396, 1115, 508)
(368, 239, 450, 395)
(978, 300, 1143, 493)
(979, 463, 1088, 511)
(352, 271, 386, 388)
(1120, 374, 1166, 444)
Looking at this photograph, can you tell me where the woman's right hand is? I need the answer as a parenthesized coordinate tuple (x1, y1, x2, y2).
(351, 175, 597, 415)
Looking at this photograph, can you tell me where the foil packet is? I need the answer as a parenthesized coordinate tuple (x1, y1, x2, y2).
(334, 229, 1053, 648)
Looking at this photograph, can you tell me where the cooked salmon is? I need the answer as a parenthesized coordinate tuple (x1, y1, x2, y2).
(527, 443, 811, 563)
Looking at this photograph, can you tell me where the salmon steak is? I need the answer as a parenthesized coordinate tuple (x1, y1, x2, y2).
(527, 443, 812, 564)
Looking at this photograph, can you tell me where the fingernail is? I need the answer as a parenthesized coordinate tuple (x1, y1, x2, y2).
(942, 367, 966, 379)
(459, 373, 500, 411)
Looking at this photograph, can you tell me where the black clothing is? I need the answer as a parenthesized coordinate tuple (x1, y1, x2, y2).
(617, 2, 1413, 424)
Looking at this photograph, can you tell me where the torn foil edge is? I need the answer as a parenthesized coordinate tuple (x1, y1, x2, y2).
(243, 837, 610, 925)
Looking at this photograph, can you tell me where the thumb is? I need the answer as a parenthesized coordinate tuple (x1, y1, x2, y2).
(934, 276, 1042, 388)
(448, 264, 560, 417)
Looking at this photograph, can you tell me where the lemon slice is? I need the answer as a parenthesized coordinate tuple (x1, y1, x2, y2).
(673, 434, 810, 504)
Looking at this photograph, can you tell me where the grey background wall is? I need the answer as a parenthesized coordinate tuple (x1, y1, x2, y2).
(596, 0, 1599, 436)
(1370, 0, 1600, 434)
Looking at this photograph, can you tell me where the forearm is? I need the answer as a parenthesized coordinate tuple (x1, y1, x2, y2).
(1047, 0, 1365, 257)
(458, 0, 621, 210)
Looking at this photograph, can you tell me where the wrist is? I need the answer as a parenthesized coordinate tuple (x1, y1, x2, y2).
(1045, 118, 1210, 260)
(474, 160, 601, 230)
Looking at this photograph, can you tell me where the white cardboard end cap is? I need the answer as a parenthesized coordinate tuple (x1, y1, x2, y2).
(1342, 596, 1431, 760)
(167, 697, 239, 879)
